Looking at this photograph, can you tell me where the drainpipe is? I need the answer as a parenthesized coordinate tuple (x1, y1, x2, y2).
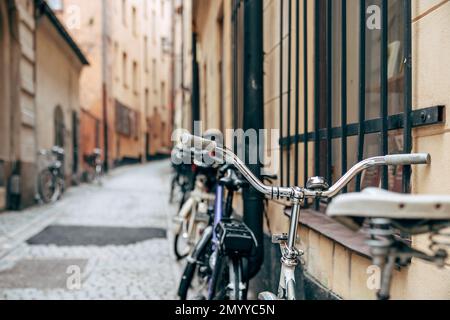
(170, 0, 176, 142)
(101, 0, 109, 172)
(243, 0, 264, 280)
(191, 32, 200, 131)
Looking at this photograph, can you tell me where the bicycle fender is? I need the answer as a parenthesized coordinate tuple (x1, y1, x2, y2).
(178, 261, 197, 300)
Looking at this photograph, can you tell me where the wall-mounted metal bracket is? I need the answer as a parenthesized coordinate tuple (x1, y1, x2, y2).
(280, 105, 446, 147)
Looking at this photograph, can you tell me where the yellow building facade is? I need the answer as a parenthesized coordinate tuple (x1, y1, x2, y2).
(0, 0, 87, 210)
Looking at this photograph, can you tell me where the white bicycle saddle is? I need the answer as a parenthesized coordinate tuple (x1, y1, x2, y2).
(327, 188, 450, 233)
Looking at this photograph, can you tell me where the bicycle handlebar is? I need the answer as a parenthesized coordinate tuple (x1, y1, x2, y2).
(180, 134, 431, 200)
(320, 154, 429, 198)
(384, 153, 430, 166)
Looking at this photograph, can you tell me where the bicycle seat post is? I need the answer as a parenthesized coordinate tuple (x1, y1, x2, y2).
(367, 218, 396, 300)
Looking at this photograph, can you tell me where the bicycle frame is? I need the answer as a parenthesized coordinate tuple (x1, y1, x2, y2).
(175, 183, 214, 242)
(207, 184, 224, 299)
(177, 182, 223, 300)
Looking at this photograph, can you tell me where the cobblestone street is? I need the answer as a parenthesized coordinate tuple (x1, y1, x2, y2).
(0, 160, 180, 300)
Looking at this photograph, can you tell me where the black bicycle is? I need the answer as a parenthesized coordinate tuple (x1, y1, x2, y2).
(37, 146, 65, 204)
(178, 163, 257, 300)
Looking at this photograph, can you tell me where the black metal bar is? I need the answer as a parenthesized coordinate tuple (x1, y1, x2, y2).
(381, 0, 389, 190)
(242, 0, 265, 281)
(279, 106, 445, 145)
(279, 0, 284, 186)
(314, 0, 320, 178)
(341, 0, 348, 192)
(191, 33, 200, 130)
(287, 0, 292, 187)
(232, 0, 241, 154)
(403, 0, 413, 193)
(232, 0, 237, 130)
(326, 0, 332, 185)
(294, 0, 300, 186)
(303, 0, 309, 186)
(356, 0, 366, 192)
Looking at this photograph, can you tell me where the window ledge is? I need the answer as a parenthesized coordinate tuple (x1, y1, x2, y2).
(284, 207, 371, 259)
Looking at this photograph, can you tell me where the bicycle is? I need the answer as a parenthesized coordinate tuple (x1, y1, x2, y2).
(327, 187, 450, 300)
(84, 148, 103, 186)
(178, 162, 258, 300)
(173, 156, 217, 260)
(180, 134, 430, 300)
(36, 146, 65, 204)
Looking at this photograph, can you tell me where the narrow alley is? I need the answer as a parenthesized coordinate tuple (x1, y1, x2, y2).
(0, 161, 179, 300)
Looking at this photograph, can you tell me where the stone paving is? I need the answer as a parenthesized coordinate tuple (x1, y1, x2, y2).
(0, 160, 181, 300)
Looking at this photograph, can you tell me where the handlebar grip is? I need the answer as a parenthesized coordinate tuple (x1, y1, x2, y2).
(180, 134, 217, 151)
(384, 153, 431, 166)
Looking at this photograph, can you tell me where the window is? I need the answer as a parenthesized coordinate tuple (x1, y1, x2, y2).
(152, 59, 157, 92)
(114, 42, 119, 81)
(144, 36, 149, 71)
(132, 61, 139, 94)
(161, 82, 166, 107)
(122, 0, 127, 26)
(145, 88, 150, 117)
(144, 0, 148, 19)
(272, 0, 442, 200)
(54, 106, 65, 148)
(115, 101, 131, 136)
(152, 10, 156, 43)
(122, 53, 128, 88)
(48, 0, 64, 12)
(161, 37, 171, 55)
(132, 6, 138, 36)
(95, 120, 100, 148)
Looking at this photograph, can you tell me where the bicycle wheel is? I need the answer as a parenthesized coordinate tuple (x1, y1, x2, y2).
(178, 227, 213, 300)
(174, 231, 192, 261)
(37, 169, 60, 204)
(209, 255, 246, 300)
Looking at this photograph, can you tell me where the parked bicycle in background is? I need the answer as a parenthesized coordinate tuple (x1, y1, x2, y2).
(36, 146, 65, 204)
(170, 145, 196, 210)
(172, 150, 217, 260)
(84, 148, 104, 186)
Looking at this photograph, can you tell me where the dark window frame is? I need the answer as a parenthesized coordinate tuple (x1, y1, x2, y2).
(277, 0, 444, 202)
(230, 0, 445, 260)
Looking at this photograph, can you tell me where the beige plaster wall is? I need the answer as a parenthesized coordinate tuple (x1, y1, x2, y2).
(35, 17, 83, 177)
